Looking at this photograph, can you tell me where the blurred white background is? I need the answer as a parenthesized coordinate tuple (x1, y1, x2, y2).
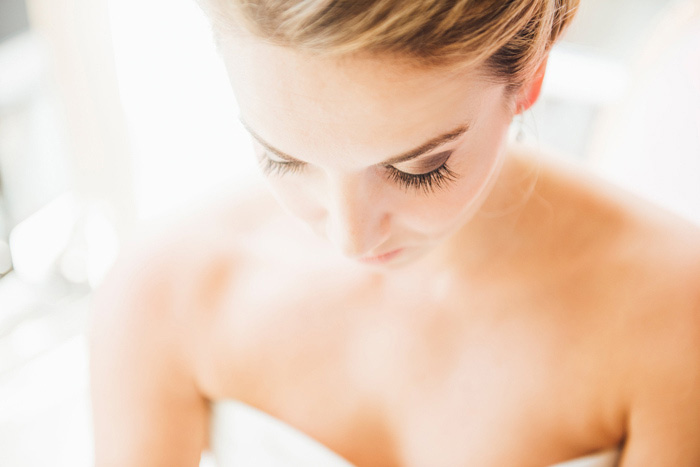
(0, 0, 698, 465)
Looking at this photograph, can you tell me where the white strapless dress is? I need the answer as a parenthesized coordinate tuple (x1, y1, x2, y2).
(204, 400, 621, 467)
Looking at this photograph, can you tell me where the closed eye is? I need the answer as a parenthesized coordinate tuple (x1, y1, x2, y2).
(257, 150, 458, 194)
(385, 161, 458, 194)
(258, 151, 305, 176)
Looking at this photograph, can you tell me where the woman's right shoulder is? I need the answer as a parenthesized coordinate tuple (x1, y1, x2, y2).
(89, 205, 245, 466)
(88, 187, 284, 464)
(94, 183, 282, 318)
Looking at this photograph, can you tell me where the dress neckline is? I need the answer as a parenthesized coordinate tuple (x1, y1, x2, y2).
(208, 399, 621, 467)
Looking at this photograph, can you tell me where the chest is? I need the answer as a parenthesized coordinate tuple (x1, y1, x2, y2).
(198, 270, 623, 466)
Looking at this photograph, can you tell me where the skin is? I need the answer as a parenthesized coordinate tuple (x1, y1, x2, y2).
(90, 34, 700, 466)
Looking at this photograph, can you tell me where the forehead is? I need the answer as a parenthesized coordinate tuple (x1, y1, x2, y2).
(221, 37, 505, 165)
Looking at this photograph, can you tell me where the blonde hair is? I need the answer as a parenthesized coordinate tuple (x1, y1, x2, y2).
(199, 0, 579, 88)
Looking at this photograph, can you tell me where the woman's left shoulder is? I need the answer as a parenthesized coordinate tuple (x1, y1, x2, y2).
(525, 147, 700, 321)
(582, 156, 700, 322)
(604, 173, 700, 317)
(610, 210, 700, 463)
(620, 212, 700, 337)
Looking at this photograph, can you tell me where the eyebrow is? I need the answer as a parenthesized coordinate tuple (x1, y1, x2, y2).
(239, 118, 470, 166)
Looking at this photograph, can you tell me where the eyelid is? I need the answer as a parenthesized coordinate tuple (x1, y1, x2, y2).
(261, 148, 295, 163)
(389, 150, 453, 173)
(258, 148, 458, 193)
(261, 145, 452, 172)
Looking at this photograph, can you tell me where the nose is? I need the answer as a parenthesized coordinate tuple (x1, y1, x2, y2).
(323, 171, 389, 259)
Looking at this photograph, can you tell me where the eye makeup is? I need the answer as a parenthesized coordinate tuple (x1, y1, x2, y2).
(243, 118, 466, 194)
(257, 149, 458, 194)
(385, 156, 457, 194)
(389, 150, 453, 174)
(258, 151, 305, 176)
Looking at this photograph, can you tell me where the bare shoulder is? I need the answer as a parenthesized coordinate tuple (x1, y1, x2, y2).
(517, 146, 700, 462)
(96, 183, 292, 327)
(89, 184, 292, 464)
(513, 145, 700, 274)
(613, 212, 700, 463)
(520, 145, 700, 322)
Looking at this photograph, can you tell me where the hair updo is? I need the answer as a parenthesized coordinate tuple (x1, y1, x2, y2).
(199, 0, 579, 90)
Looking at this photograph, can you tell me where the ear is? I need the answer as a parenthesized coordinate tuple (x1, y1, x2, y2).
(514, 57, 548, 115)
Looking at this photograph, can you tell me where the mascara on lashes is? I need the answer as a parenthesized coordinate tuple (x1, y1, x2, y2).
(257, 149, 458, 194)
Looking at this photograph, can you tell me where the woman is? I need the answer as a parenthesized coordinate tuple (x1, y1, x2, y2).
(89, 0, 700, 466)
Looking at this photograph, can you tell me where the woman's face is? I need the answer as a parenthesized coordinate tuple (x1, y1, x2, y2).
(221, 37, 520, 268)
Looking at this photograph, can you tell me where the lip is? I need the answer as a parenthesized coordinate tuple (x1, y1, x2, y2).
(357, 248, 404, 265)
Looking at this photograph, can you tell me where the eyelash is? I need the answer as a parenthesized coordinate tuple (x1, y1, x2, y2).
(385, 164, 457, 194)
(258, 152, 458, 194)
